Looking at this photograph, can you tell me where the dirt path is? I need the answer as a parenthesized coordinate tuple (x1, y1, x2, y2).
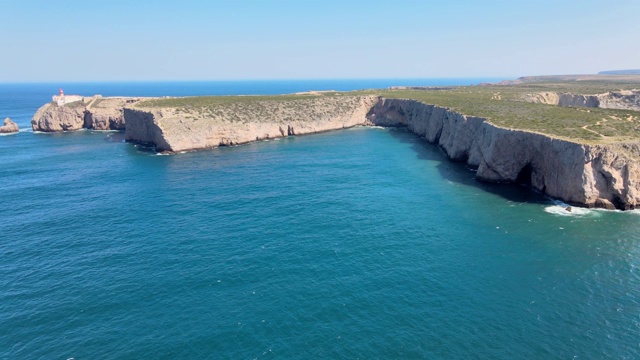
(581, 117, 608, 137)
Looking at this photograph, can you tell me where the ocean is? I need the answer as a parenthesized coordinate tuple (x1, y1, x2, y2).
(1, 79, 639, 359)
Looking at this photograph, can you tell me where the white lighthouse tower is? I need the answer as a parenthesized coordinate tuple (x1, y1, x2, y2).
(52, 88, 83, 106)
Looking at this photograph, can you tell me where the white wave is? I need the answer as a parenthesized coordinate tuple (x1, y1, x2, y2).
(33, 129, 87, 134)
(90, 129, 120, 133)
(155, 152, 170, 156)
(545, 201, 640, 216)
(543, 201, 595, 217)
(0, 132, 18, 136)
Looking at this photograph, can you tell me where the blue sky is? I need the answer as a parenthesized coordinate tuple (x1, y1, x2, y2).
(0, 0, 638, 82)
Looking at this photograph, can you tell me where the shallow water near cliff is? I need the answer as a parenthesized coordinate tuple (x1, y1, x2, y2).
(1, 81, 640, 359)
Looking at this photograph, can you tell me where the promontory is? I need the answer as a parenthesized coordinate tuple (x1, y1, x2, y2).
(31, 75, 640, 210)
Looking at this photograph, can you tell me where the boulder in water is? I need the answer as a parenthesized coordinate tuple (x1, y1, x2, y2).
(0, 117, 19, 133)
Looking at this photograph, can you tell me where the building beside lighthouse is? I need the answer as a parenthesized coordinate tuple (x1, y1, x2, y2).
(52, 89, 84, 106)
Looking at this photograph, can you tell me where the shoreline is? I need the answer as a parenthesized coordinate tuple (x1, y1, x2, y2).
(24, 80, 640, 210)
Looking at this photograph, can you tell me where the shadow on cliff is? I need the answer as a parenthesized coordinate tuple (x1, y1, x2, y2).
(386, 128, 550, 206)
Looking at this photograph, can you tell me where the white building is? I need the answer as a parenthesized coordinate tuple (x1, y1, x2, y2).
(52, 89, 83, 106)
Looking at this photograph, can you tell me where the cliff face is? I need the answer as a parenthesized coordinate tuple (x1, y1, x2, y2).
(28, 94, 640, 209)
(368, 98, 640, 209)
(31, 97, 137, 131)
(31, 103, 85, 131)
(125, 96, 378, 152)
(525, 90, 640, 111)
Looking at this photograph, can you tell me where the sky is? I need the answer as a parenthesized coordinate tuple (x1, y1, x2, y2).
(0, 0, 638, 82)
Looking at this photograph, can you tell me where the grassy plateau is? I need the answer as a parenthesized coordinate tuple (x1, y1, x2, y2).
(134, 75, 640, 145)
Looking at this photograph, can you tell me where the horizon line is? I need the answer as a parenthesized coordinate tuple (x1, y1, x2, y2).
(0, 76, 517, 85)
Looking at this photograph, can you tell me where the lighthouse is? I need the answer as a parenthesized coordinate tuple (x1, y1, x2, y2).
(52, 88, 83, 106)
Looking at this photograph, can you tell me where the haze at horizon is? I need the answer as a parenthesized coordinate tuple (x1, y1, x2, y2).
(0, 0, 638, 82)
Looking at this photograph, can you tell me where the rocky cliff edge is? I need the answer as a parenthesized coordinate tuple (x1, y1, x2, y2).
(31, 97, 140, 132)
(28, 94, 640, 209)
(124, 96, 378, 152)
(525, 90, 640, 111)
(368, 98, 640, 209)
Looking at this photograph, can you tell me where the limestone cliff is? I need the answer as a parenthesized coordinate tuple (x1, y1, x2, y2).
(31, 103, 86, 131)
(28, 93, 640, 209)
(368, 98, 640, 209)
(31, 97, 139, 131)
(0, 118, 19, 133)
(525, 90, 640, 111)
(124, 96, 378, 152)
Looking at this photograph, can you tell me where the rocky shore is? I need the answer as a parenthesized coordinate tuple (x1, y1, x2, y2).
(30, 94, 640, 209)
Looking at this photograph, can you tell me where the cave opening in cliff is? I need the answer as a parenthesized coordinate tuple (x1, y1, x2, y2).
(516, 164, 533, 186)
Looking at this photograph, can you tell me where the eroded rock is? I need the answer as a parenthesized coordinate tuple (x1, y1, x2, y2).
(0, 118, 19, 133)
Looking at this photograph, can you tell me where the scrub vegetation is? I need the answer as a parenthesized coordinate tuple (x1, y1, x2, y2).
(135, 76, 640, 144)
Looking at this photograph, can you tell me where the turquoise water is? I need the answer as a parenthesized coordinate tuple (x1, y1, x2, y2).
(1, 81, 640, 359)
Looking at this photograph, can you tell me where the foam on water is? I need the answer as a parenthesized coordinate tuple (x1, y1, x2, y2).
(544, 202, 596, 217)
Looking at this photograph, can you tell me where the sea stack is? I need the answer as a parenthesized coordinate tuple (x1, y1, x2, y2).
(0, 118, 19, 134)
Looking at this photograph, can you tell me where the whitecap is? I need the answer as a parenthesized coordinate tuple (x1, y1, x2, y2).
(91, 129, 120, 133)
(543, 201, 595, 217)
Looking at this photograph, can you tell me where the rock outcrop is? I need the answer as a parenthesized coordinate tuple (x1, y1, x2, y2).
(31, 103, 85, 131)
(31, 97, 139, 132)
(368, 98, 640, 209)
(124, 96, 377, 152)
(525, 90, 640, 111)
(0, 118, 19, 133)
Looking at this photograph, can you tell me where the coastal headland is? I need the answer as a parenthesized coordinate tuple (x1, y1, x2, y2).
(30, 75, 640, 210)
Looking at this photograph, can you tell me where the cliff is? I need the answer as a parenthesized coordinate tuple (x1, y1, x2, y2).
(27, 93, 640, 210)
(525, 90, 640, 111)
(31, 97, 140, 131)
(368, 98, 640, 209)
(0, 118, 19, 133)
(124, 95, 377, 152)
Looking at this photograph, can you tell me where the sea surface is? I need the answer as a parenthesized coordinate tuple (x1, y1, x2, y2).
(1, 80, 639, 359)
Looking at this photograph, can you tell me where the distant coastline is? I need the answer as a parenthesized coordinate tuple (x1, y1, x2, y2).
(599, 69, 640, 75)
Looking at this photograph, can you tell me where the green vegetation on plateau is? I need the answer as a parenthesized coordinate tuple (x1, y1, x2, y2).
(136, 76, 640, 144)
(137, 92, 342, 108)
(374, 87, 639, 143)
